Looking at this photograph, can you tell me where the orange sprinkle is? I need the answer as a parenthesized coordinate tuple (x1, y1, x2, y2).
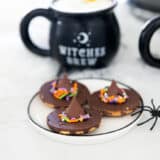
(69, 119, 78, 123)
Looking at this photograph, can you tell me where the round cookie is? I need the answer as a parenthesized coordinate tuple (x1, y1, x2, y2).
(88, 81, 142, 117)
(47, 97, 101, 135)
(39, 76, 90, 108)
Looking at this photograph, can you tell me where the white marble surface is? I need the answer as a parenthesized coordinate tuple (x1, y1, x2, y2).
(1, 0, 160, 160)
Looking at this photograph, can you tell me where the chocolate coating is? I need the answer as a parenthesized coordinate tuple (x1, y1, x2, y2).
(47, 108, 101, 135)
(89, 89, 142, 117)
(39, 80, 90, 108)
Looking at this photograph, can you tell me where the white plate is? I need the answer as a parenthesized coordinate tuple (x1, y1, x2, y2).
(27, 78, 143, 144)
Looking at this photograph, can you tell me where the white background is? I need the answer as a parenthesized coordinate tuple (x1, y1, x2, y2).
(0, 0, 160, 160)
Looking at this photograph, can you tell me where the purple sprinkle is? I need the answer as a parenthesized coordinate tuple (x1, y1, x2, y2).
(66, 96, 70, 101)
(50, 88, 55, 93)
(82, 114, 90, 119)
(110, 100, 116, 104)
(59, 88, 67, 90)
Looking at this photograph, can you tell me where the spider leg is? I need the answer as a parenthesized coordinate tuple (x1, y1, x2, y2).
(157, 105, 160, 110)
(143, 105, 153, 111)
(143, 109, 153, 112)
(150, 117, 158, 130)
(131, 110, 142, 116)
(137, 117, 154, 126)
(151, 99, 156, 110)
(131, 109, 151, 116)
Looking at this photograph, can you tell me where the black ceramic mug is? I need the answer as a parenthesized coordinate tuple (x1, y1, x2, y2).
(139, 16, 160, 68)
(20, 0, 120, 68)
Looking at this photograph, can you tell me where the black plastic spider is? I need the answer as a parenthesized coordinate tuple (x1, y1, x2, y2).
(132, 99, 160, 130)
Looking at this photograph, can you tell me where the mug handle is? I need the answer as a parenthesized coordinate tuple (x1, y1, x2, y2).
(20, 8, 54, 57)
(139, 16, 160, 67)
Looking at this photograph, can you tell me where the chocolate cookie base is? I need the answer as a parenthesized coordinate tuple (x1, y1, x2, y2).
(47, 108, 101, 135)
(39, 81, 90, 108)
(89, 89, 142, 117)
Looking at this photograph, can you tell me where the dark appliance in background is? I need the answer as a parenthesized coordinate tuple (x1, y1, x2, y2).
(129, 0, 160, 12)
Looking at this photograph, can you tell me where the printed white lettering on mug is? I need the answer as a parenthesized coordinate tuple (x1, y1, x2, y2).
(66, 57, 81, 66)
(100, 47, 106, 57)
(66, 57, 97, 66)
(71, 48, 78, 57)
(59, 45, 106, 57)
(81, 58, 87, 66)
(86, 48, 94, 57)
(66, 57, 72, 64)
(94, 47, 106, 57)
(73, 57, 80, 65)
(59, 45, 67, 55)
(79, 48, 86, 57)
(88, 58, 97, 66)
(59, 45, 106, 66)
(67, 47, 72, 56)
(95, 48, 100, 57)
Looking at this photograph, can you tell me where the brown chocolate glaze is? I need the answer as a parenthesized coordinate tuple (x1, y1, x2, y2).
(39, 80, 90, 108)
(47, 108, 101, 135)
(89, 89, 142, 117)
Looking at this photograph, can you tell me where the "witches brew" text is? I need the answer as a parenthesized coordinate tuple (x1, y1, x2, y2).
(59, 45, 106, 66)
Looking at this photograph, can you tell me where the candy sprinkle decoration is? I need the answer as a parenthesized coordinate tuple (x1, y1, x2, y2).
(50, 81, 78, 100)
(58, 112, 90, 123)
(100, 87, 128, 104)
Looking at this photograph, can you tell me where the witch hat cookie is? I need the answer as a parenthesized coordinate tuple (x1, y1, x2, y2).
(107, 80, 123, 96)
(65, 97, 85, 118)
(57, 74, 71, 91)
(47, 97, 101, 135)
(89, 80, 142, 117)
(39, 74, 90, 108)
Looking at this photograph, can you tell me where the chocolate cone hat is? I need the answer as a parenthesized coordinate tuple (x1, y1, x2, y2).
(65, 97, 85, 118)
(57, 74, 71, 90)
(108, 80, 123, 96)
